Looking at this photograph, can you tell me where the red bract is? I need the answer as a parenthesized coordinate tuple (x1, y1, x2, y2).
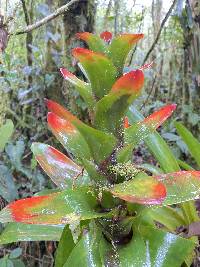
(124, 116, 130, 128)
(112, 69, 144, 95)
(100, 31, 112, 42)
(72, 47, 104, 62)
(143, 104, 177, 129)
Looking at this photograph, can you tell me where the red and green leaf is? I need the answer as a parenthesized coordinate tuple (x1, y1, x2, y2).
(108, 33, 144, 74)
(31, 143, 85, 189)
(94, 70, 144, 133)
(111, 170, 200, 206)
(72, 47, 117, 98)
(60, 68, 95, 108)
(76, 32, 106, 53)
(0, 188, 105, 225)
(47, 112, 91, 160)
(111, 176, 166, 205)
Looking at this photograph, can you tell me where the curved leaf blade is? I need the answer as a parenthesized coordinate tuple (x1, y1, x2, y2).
(47, 112, 91, 160)
(175, 122, 200, 167)
(108, 33, 144, 73)
(31, 143, 83, 189)
(0, 119, 14, 151)
(76, 32, 107, 53)
(0, 187, 105, 224)
(0, 223, 64, 244)
(72, 47, 117, 98)
(60, 68, 95, 108)
(111, 176, 166, 205)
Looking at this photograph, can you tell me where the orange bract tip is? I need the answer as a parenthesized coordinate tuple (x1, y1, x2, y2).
(124, 116, 130, 128)
(112, 69, 144, 95)
(45, 99, 79, 123)
(60, 68, 74, 79)
(9, 195, 52, 222)
(143, 104, 177, 129)
(72, 47, 104, 62)
(76, 32, 91, 41)
(119, 33, 144, 44)
(47, 112, 76, 134)
(100, 31, 112, 42)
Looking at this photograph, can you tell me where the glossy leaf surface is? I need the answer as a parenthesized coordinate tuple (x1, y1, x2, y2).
(55, 225, 75, 267)
(0, 187, 105, 224)
(63, 224, 102, 267)
(31, 143, 84, 189)
(108, 33, 144, 73)
(125, 104, 177, 144)
(72, 47, 117, 98)
(47, 112, 91, 160)
(119, 226, 194, 267)
(175, 122, 200, 167)
(111, 176, 166, 205)
(127, 106, 180, 172)
(74, 120, 117, 163)
(94, 70, 144, 133)
(60, 68, 95, 108)
(76, 32, 106, 53)
(0, 223, 63, 244)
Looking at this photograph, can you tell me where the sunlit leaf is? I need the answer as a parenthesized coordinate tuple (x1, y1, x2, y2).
(108, 33, 144, 73)
(60, 68, 95, 108)
(0, 223, 64, 244)
(76, 32, 106, 53)
(0, 187, 106, 224)
(31, 143, 85, 189)
(72, 47, 117, 98)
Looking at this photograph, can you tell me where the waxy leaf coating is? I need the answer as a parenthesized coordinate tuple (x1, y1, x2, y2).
(47, 112, 91, 160)
(31, 143, 83, 189)
(0, 188, 105, 225)
(72, 47, 117, 98)
(111, 176, 166, 205)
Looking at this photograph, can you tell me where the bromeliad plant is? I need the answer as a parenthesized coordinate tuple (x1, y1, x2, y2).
(0, 31, 200, 266)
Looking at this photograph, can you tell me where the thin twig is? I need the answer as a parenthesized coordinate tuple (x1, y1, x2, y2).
(10, 0, 79, 35)
(142, 0, 177, 65)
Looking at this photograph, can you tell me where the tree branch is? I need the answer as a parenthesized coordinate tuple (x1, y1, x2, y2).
(11, 0, 79, 35)
(142, 0, 177, 64)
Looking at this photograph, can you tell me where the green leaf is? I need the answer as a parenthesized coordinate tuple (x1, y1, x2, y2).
(0, 223, 63, 244)
(9, 248, 22, 259)
(5, 140, 25, 170)
(60, 68, 95, 109)
(31, 143, 88, 189)
(0, 187, 107, 225)
(148, 206, 186, 231)
(119, 226, 195, 267)
(175, 122, 200, 167)
(94, 70, 144, 134)
(111, 176, 166, 205)
(76, 32, 107, 54)
(127, 106, 180, 172)
(55, 225, 75, 267)
(0, 257, 14, 267)
(0, 119, 14, 151)
(63, 224, 102, 267)
(74, 121, 117, 163)
(0, 165, 18, 202)
(72, 48, 117, 98)
(47, 112, 91, 160)
(108, 33, 143, 74)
